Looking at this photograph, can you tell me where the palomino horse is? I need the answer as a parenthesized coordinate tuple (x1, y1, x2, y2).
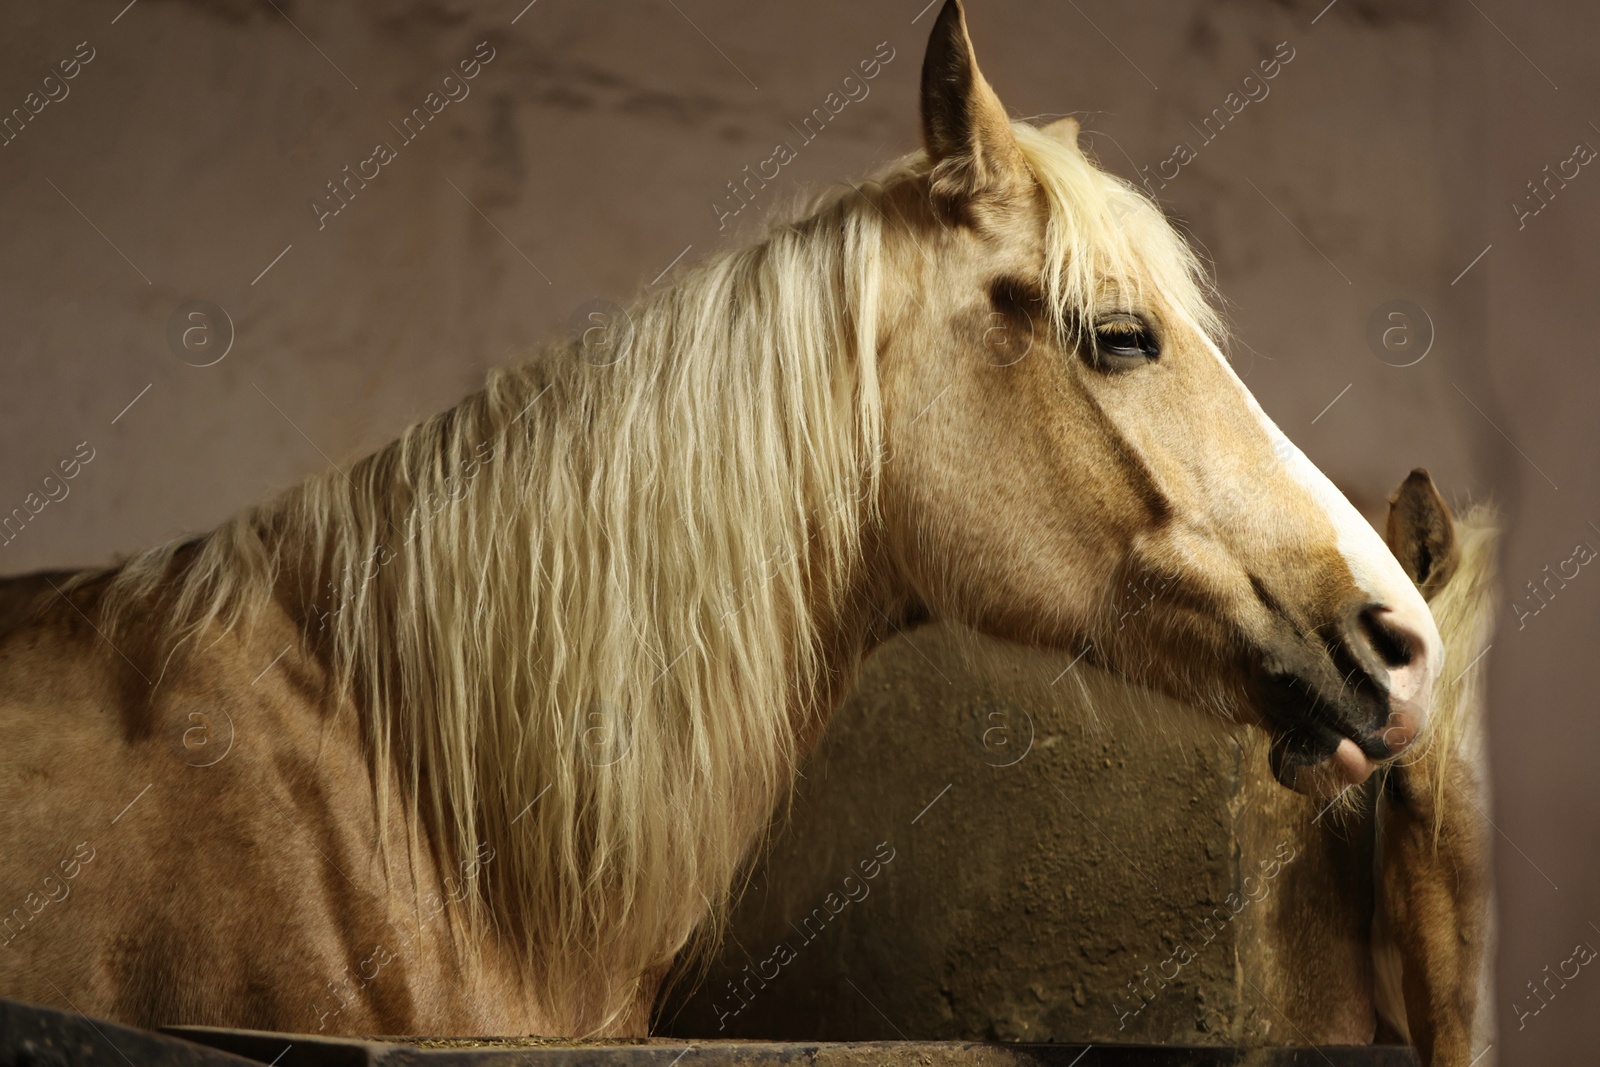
(0, 0, 1440, 1037)
(1375, 471, 1496, 1066)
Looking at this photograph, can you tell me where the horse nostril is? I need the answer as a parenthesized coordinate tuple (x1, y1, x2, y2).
(1357, 605, 1417, 670)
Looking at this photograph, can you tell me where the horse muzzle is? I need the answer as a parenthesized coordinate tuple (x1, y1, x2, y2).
(1259, 600, 1437, 796)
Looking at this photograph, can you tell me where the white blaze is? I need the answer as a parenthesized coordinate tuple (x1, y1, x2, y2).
(1197, 333, 1445, 706)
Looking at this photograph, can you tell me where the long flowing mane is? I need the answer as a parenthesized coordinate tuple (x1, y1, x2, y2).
(77, 122, 1218, 1032)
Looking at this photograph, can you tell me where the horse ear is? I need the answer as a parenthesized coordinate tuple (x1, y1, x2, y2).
(920, 0, 1030, 206)
(1384, 468, 1460, 601)
(1040, 116, 1081, 150)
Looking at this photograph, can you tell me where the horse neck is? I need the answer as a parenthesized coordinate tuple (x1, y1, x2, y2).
(261, 347, 898, 1003)
(792, 518, 925, 755)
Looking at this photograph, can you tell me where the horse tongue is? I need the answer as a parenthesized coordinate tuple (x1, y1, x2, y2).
(1268, 735, 1374, 794)
(1332, 737, 1377, 785)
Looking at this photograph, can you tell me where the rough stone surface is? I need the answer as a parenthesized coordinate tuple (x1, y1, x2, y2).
(659, 625, 1378, 1044)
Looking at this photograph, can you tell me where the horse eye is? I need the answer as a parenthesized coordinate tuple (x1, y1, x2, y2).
(1088, 315, 1161, 371)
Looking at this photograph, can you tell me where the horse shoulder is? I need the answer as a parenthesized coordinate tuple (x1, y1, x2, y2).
(0, 578, 541, 1034)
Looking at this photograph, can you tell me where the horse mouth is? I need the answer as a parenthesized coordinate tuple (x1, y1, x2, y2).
(1267, 721, 1386, 794)
(1259, 672, 1393, 795)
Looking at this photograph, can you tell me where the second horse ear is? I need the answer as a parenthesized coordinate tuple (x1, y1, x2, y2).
(1039, 116, 1081, 150)
(920, 0, 1030, 208)
(1385, 468, 1460, 601)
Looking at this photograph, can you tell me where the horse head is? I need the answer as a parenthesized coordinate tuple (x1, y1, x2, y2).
(874, 1, 1442, 794)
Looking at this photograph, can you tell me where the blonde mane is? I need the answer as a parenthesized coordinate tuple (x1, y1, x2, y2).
(80, 122, 1217, 1032)
(1407, 504, 1499, 832)
(1011, 122, 1222, 347)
